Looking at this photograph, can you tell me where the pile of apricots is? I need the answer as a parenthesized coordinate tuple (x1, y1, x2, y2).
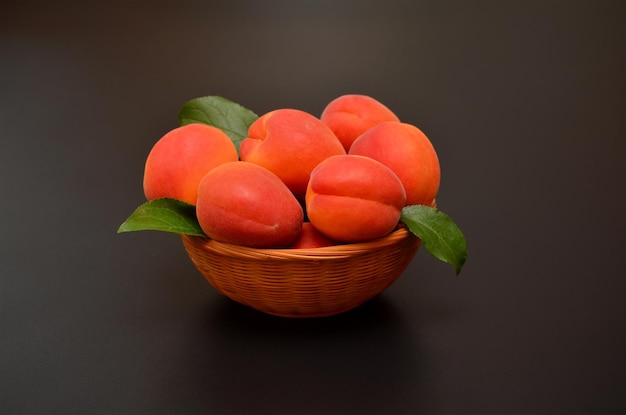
(142, 94, 440, 249)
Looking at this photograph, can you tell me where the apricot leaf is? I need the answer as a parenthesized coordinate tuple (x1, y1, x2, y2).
(178, 96, 258, 155)
(400, 205, 468, 275)
(117, 198, 206, 236)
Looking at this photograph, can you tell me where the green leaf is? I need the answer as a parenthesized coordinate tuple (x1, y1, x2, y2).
(178, 95, 258, 156)
(400, 205, 468, 275)
(117, 198, 206, 237)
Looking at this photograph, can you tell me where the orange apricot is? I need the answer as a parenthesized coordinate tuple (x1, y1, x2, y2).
(196, 161, 304, 248)
(349, 121, 440, 206)
(305, 155, 406, 243)
(289, 222, 338, 249)
(239, 109, 345, 199)
(143, 123, 238, 205)
(320, 94, 400, 151)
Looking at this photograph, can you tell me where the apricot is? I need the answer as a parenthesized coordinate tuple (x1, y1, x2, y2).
(305, 155, 406, 243)
(143, 123, 238, 205)
(196, 161, 304, 248)
(289, 222, 338, 249)
(349, 121, 440, 206)
(239, 109, 345, 199)
(320, 94, 400, 151)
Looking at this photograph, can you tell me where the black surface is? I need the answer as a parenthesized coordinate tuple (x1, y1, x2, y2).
(2, 1, 625, 414)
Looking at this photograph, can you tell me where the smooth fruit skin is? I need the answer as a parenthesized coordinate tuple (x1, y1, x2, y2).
(239, 109, 346, 200)
(289, 222, 338, 249)
(349, 121, 440, 206)
(143, 123, 238, 205)
(196, 162, 304, 248)
(305, 155, 406, 243)
(320, 94, 400, 151)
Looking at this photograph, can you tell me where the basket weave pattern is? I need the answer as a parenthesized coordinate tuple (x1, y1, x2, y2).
(181, 226, 420, 318)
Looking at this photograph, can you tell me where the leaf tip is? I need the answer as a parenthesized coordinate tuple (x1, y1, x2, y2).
(116, 219, 133, 234)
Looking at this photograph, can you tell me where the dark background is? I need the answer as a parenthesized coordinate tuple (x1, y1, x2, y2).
(1, 1, 624, 414)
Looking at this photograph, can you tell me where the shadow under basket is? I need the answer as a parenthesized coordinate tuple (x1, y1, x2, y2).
(181, 226, 420, 318)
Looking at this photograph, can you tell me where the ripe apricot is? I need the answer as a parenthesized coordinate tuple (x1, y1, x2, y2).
(305, 155, 406, 243)
(239, 109, 345, 199)
(143, 123, 238, 205)
(349, 121, 440, 206)
(196, 161, 304, 248)
(320, 94, 400, 151)
(289, 222, 338, 249)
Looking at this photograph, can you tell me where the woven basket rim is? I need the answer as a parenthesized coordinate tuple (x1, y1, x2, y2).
(182, 225, 416, 260)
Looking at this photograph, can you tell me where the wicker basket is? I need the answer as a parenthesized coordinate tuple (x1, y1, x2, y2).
(181, 226, 420, 318)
